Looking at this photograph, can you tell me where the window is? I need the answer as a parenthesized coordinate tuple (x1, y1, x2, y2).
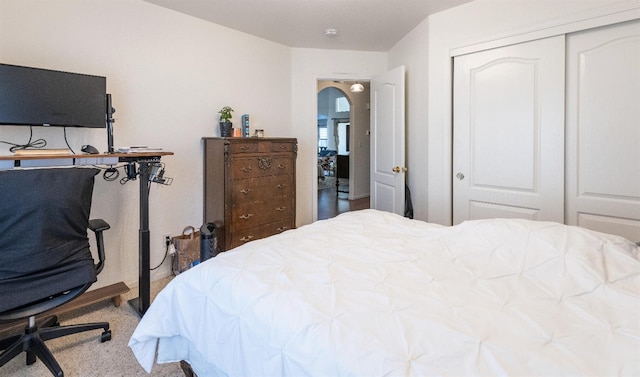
(318, 126, 328, 148)
(335, 96, 350, 112)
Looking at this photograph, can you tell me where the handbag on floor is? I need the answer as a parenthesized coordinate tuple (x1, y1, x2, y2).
(171, 226, 201, 275)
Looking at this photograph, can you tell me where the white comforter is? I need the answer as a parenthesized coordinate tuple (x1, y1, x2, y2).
(129, 210, 640, 376)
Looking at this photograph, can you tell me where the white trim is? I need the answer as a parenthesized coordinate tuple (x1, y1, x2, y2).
(451, 0, 640, 57)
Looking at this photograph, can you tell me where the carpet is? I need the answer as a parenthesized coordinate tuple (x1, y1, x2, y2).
(0, 277, 183, 377)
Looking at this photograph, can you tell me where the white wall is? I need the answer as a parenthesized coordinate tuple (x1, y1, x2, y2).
(290, 48, 386, 224)
(0, 0, 292, 289)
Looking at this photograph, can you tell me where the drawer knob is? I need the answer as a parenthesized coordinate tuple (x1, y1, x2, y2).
(240, 145, 249, 150)
(239, 213, 254, 220)
(276, 184, 287, 189)
(277, 164, 286, 169)
(275, 206, 286, 211)
(240, 188, 252, 194)
(241, 166, 252, 173)
(277, 226, 289, 232)
(258, 157, 272, 170)
(240, 235, 254, 242)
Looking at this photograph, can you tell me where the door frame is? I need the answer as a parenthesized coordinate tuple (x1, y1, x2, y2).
(313, 77, 371, 222)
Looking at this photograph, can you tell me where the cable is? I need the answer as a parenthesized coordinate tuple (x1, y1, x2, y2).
(63, 127, 76, 154)
(0, 126, 47, 152)
(150, 237, 170, 270)
(102, 167, 120, 181)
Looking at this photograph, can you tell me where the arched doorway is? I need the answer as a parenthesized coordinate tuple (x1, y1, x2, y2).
(316, 82, 370, 220)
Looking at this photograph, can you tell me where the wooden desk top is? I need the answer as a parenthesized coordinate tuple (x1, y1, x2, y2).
(0, 151, 173, 161)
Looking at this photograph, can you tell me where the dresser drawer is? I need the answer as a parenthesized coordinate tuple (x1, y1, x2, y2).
(231, 176, 294, 203)
(227, 142, 259, 154)
(229, 219, 294, 249)
(230, 198, 294, 231)
(229, 156, 294, 179)
(271, 142, 296, 153)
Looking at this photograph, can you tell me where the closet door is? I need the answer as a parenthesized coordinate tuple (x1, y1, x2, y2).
(453, 36, 565, 224)
(566, 20, 640, 242)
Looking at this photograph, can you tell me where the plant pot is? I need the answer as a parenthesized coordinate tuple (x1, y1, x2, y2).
(219, 121, 233, 137)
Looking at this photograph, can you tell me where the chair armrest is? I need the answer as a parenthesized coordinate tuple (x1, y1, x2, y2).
(88, 219, 110, 274)
(89, 219, 110, 233)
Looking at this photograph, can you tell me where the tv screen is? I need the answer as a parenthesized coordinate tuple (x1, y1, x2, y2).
(0, 63, 106, 128)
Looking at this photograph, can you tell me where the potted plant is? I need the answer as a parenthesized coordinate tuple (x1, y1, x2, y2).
(218, 106, 234, 137)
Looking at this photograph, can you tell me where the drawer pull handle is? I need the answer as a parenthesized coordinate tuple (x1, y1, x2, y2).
(239, 214, 254, 220)
(277, 164, 286, 169)
(258, 157, 272, 170)
(240, 235, 254, 242)
(241, 166, 252, 173)
(240, 188, 252, 194)
(277, 226, 289, 232)
(276, 206, 286, 211)
(276, 184, 287, 189)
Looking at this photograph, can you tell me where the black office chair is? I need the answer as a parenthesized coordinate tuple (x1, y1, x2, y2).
(0, 168, 112, 377)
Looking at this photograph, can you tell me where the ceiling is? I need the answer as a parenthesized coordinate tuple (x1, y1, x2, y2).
(144, 0, 473, 51)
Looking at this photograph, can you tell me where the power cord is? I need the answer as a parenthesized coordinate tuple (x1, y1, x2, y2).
(102, 167, 120, 181)
(63, 127, 76, 154)
(1, 126, 47, 152)
(150, 235, 171, 270)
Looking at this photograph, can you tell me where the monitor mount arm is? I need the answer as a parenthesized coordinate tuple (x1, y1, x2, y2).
(106, 93, 115, 153)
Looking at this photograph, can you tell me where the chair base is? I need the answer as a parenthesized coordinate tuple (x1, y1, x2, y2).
(0, 315, 111, 377)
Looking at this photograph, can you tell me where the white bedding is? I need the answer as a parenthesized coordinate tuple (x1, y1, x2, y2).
(129, 209, 640, 376)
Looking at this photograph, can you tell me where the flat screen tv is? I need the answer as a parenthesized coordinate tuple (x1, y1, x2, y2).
(0, 63, 106, 128)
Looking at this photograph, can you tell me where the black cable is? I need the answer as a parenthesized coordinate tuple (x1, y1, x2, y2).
(150, 240, 170, 270)
(0, 126, 47, 152)
(63, 127, 76, 154)
(102, 167, 120, 181)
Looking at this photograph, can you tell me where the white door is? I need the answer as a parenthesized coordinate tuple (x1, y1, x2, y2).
(453, 36, 565, 224)
(370, 66, 406, 215)
(566, 20, 640, 242)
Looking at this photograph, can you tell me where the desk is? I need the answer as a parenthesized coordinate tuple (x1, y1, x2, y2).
(0, 151, 173, 317)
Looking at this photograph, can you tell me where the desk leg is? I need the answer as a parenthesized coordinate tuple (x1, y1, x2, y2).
(129, 160, 151, 317)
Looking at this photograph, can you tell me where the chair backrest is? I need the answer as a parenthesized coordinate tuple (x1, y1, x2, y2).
(0, 168, 100, 313)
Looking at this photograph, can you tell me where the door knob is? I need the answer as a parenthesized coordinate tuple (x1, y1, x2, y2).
(456, 172, 465, 180)
(392, 166, 407, 173)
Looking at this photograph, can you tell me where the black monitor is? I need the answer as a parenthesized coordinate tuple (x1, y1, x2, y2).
(0, 63, 106, 128)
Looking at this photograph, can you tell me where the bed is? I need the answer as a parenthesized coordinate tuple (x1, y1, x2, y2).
(129, 209, 640, 376)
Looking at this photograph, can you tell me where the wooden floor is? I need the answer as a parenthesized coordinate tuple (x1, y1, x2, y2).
(318, 185, 370, 220)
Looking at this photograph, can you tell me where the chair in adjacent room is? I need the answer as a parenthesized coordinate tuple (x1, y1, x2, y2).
(0, 167, 112, 377)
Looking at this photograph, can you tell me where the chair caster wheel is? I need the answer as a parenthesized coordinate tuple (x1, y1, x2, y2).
(101, 330, 112, 342)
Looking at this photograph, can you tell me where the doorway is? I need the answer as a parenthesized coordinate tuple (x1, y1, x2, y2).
(316, 81, 370, 220)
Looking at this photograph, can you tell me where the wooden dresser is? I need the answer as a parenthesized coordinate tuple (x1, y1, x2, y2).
(203, 137, 297, 251)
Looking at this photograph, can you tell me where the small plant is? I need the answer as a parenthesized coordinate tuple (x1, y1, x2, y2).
(218, 106, 234, 123)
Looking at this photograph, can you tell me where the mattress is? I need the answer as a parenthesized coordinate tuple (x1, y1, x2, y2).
(129, 209, 640, 376)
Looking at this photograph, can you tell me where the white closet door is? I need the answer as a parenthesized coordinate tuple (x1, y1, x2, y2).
(453, 36, 565, 224)
(566, 20, 640, 242)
